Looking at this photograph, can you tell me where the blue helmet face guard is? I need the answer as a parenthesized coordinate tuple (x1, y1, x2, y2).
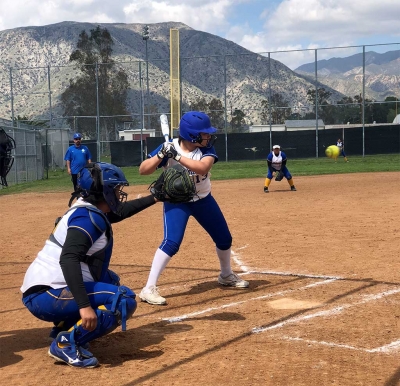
(178, 111, 217, 148)
(77, 162, 129, 213)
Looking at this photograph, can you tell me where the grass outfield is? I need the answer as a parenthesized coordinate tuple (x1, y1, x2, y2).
(1, 153, 399, 196)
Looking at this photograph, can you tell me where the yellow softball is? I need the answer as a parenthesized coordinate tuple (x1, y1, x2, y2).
(325, 145, 340, 158)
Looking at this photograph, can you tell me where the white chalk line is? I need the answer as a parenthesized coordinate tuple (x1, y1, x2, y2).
(231, 247, 344, 280)
(163, 279, 336, 323)
(280, 336, 400, 354)
(252, 287, 400, 333)
(234, 246, 400, 354)
(163, 246, 400, 354)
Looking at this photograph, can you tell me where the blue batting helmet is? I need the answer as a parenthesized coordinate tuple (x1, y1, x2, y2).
(178, 111, 217, 148)
(77, 162, 128, 213)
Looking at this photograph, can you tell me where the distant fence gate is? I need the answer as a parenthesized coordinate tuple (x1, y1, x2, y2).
(0, 125, 70, 188)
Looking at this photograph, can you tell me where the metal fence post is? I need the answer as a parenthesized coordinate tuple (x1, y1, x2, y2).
(362, 46, 366, 157)
(268, 52, 272, 149)
(223, 54, 228, 162)
(139, 61, 144, 162)
(9, 68, 15, 127)
(315, 49, 319, 158)
(47, 65, 53, 128)
(95, 62, 100, 161)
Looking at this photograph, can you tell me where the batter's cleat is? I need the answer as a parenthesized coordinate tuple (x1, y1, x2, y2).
(218, 273, 249, 288)
(48, 332, 99, 368)
(291, 186, 297, 191)
(139, 285, 167, 305)
(264, 186, 269, 193)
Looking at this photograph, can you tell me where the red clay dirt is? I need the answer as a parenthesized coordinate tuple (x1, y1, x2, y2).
(1, 172, 400, 385)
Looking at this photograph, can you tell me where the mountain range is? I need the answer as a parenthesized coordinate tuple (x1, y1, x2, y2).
(295, 50, 400, 101)
(0, 21, 398, 126)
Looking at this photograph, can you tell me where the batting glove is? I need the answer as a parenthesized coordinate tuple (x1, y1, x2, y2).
(166, 145, 182, 162)
(157, 143, 171, 159)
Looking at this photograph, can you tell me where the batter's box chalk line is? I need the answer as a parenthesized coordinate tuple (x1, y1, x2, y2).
(252, 287, 400, 336)
(280, 336, 400, 354)
(232, 245, 343, 280)
(163, 279, 336, 323)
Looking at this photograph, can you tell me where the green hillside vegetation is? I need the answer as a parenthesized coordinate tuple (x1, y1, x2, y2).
(0, 154, 399, 196)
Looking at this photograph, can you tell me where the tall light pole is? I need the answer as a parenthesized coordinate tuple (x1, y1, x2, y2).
(142, 25, 150, 130)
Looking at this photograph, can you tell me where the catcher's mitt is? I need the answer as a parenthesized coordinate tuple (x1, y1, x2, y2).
(275, 171, 284, 181)
(149, 164, 196, 203)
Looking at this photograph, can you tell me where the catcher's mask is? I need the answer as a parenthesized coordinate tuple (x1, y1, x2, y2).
(76, 162, 129, 213)
(178, 111, 217, 148)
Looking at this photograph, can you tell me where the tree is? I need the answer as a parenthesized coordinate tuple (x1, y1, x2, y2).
(12, 115, 47, 127)
(371, 96, 399, 123)
(207, 99, 225, 129)
(189, 98, 208, 113)
(306, 87, 334, 123)
(189, 97, 225, 129)
(60, 26, 129, 140)
(261, 93, 292, 124)
(231, 109, 246, 132)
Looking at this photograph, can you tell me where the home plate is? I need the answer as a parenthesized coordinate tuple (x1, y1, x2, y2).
(268, 298, 322, 310)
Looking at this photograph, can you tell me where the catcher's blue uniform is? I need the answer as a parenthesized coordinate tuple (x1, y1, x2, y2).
(21, 192, 156, 350)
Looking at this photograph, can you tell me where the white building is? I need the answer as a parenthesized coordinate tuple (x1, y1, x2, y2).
(118, 129, 156, 140)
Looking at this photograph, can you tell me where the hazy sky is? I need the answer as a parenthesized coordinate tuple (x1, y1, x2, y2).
(0, 0, 399, 69)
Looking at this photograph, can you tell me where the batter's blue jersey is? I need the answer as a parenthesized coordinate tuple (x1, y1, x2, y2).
(64, 145, 92, 174)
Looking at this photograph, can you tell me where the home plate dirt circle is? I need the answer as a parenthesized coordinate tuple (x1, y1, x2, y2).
(267, 298, 322, 310)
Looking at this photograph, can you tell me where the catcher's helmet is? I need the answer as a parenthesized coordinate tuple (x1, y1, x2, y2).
(178, 111, 217, 148)
(77, 162, 128, 213)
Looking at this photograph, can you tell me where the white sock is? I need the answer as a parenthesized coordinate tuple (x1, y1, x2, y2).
(216, 247, 233, 277)
(144, 248, 172, 289)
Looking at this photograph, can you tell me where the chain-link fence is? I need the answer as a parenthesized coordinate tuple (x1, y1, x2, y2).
(0, 122, 70, 188)
(0, 42, 399, 171)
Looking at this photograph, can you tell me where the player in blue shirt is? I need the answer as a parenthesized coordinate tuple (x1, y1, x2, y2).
(21, 162, 159, 368)
(264, 145, 296, 193)
(138, 111, 249, 305)
(64, 133, 92, 191)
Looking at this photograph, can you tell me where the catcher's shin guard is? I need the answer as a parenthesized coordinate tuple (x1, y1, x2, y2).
(70, 286, 137, 347)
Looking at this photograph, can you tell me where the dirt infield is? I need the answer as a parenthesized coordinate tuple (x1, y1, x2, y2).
(1, 172, 400, 386)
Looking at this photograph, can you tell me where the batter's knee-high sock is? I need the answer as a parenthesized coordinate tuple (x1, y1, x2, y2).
(264, 178, 271, 188)
(216, 247, 233, 277)
(145, 248, 172, 288)
(287, 178, 295, 187)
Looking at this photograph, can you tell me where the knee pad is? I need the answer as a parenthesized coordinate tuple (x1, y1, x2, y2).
(73, 286, 137, 346)
(110, 286, 137, 330)
(160, 240, 180, 256)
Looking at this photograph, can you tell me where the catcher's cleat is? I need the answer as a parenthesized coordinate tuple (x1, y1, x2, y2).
(263, 186, 269, 193)
(218, 273, 249, 288)
(48, 332, 99, 368)
(291, 186, 297, 191)
(139, 285, 167, 305)
(49, 326, 64, 341)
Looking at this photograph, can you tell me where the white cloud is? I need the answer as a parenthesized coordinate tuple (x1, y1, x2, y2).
(265, 0, 400, 46)
(122, 0, 235, 33)
(224, 0, 400, 68)
(0, 0, 237, 34)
